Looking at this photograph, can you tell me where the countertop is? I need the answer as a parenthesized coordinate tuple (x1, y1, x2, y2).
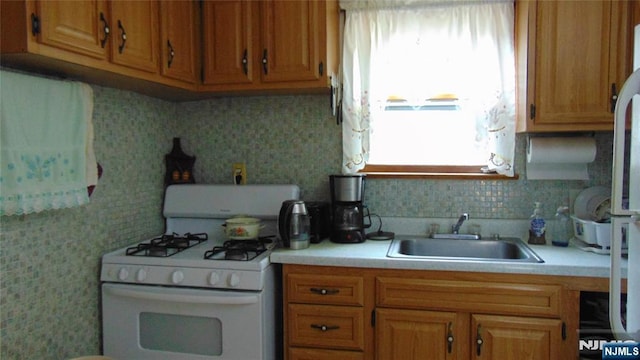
(270, 237, 628, 278)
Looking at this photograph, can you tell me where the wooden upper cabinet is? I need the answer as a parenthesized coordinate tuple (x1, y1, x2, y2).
(259, 0, 323, 83)
(108, 0, 158, 73)
(2, 0, 339, 97)
(202, 0, 254, 85)
(35, 0, 108, 59)
(201, 0, 338, 92)
(516, 0, 635, 132)
(159, 0, 198, 83)
(1, 0, 198, 99)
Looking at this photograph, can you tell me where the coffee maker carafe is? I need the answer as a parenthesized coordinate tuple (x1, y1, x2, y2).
(329, 174, 369, 243)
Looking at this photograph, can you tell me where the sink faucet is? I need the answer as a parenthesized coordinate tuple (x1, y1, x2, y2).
(452, 213, 469, 234)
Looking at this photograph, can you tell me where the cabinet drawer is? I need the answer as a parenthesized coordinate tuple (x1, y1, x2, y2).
(288, 347, 364, 360)
(288, 304, 365, 351)
(287, 273, 364, 306)
(377, 277, 562, 317)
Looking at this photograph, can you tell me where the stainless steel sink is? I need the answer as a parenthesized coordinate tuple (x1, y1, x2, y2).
(386, 237, 544, 263)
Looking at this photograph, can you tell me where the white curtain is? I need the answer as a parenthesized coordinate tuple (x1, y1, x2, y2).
(341, 0, 516, 176)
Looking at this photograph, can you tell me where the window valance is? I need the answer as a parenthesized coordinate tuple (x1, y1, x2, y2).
(339, 0, 511, 11)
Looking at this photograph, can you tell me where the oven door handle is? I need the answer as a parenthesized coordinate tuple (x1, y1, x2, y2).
(105, 285, 259, 305)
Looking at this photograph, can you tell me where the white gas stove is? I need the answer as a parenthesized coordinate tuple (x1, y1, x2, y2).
(100, 238, 274, 290)
(100, 184, 299, 360)
(101, 184, 298, 290)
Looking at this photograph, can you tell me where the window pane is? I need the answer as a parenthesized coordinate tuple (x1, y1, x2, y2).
(368, 105, 486, 166)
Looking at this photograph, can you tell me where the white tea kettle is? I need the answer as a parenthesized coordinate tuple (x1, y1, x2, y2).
(278, 200, 311, 249)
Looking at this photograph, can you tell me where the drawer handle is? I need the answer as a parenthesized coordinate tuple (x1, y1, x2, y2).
(311, 324, 340, 332)
(310, 287, 339, 295)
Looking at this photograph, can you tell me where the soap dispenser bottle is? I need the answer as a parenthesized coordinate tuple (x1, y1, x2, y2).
(552, 206, 570, 247)
(528, 202, 546, 245)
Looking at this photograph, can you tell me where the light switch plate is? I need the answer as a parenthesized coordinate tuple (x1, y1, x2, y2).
(233, 163, 246, 185)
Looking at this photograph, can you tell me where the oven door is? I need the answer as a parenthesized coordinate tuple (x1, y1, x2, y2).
(102, 283, 273, 360)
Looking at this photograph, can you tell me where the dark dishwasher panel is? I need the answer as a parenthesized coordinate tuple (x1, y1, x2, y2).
(579, 291, 627, 360)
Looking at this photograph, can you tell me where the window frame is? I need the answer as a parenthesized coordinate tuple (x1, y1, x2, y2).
(362, 99, 518, 180)
(340, 1, 517, 179)
(359, 164, 518, 180)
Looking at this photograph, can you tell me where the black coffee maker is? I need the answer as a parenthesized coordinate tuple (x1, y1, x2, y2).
(329, 174, 370, 243)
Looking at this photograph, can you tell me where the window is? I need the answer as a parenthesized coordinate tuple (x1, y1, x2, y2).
(369, 96, 485, 166)
(340, 0, 517, 178)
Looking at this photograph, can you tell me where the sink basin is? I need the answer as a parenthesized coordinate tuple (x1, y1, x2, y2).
(386, 237, 544, 263)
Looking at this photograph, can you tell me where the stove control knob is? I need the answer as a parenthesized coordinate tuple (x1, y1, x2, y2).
(228, 273, 240, 287)
(136, 268, 147, 282)
(208, 271, 221, 286)
(118, 267, 129, 281)
(171, 270, 185, 284)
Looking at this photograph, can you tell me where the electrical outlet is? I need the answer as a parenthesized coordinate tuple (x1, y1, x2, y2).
(233, 163, 246, 185)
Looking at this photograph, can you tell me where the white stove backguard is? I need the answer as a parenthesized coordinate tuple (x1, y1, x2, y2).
(163, 184, 299, 240)
(163, 184, 300, 219)
(163, 184, 300, 241)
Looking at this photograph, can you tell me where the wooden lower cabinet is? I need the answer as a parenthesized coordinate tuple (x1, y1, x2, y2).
(471, 314, 564, 360)
(283, 265, 372, 360)
(375, 274, 571, 360)
(376, 308, 468, 360)
(288, 347, 365, 360)
(282, 265, 586, 360)
(375, 309, 563, 360)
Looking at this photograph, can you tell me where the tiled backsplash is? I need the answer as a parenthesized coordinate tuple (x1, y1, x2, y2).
(180, 95, 612, 219)
(0, 84, 613, 359)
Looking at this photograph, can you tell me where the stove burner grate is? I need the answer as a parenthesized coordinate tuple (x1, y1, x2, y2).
(126, 233, 207, 257)
(204, 237, 273, 261)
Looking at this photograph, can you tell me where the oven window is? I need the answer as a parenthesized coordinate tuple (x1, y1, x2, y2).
(140, 312, 222, 356)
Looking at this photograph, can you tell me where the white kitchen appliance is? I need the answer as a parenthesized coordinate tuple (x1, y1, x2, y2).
(610, 24, 640, 342)
(100, 184, 299, 360)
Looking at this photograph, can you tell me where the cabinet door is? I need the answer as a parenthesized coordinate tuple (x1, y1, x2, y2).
(202, 0, 254, 85)
(159, 0, 197, 83)
(471, 314, 564, 360)
(36, 0, 108, 59)
(376, 308, 466, 360)
(528, 0, 632, 130)
(109, 0, 158, 73)
(259, 0, 324, 83)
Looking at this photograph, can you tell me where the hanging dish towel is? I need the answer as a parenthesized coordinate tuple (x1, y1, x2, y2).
(0, 70, 97, 216)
